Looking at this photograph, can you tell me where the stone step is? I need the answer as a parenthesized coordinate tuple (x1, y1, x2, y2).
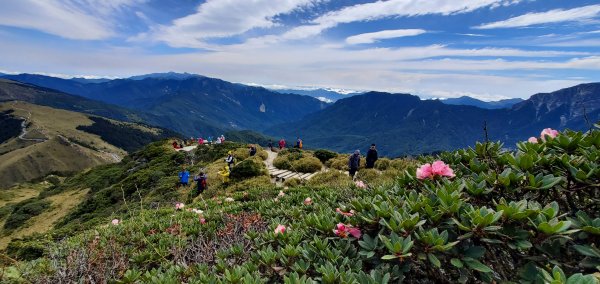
(271, 169, 288, 176)
(285, 173, 302, 180)
(305, 172, 318, 180)
(279, 172, 298, 179)
(276, 171, 293, 179)
(299, 173, 312, 179)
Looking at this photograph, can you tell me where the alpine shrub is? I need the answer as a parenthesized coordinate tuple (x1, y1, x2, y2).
(314, 149, 338, 163)
(230, 158, 265, 180)
(374, 158, 391, 170)
(291, 156, 323, 173)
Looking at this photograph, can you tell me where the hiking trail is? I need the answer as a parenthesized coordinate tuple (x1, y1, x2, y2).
(264, 149, 319, 182)
(11, 102, 48, 142)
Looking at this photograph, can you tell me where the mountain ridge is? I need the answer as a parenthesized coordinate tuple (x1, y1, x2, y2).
(267, 83, 599, 156)
(441, 96, 523, 109)
(1, 74, 327, 136)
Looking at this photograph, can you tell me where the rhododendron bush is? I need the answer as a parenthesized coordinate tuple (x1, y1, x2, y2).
(4, 127, 600, 283)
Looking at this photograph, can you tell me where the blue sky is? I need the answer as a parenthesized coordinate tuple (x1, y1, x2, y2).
(1, 0, 599, 100)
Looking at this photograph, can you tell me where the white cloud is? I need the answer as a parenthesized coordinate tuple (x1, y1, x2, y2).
(476, 4, 600, 29)
(282, 0, 517, 40)
(316, 97, 334, 103)
(0, 0, 143, 40)
(142, 0, 323, 48)
(346, 29, 426, 44)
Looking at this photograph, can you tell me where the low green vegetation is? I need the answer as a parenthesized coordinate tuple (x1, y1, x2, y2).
(2, 199, 51, 232)
(0, 110, 22, 144)
(2, 127, 599, 283)
(230, 157, 267, 180)
(314, 149, 338, 164)
(274, 149, 323, 173)
(76, 116, 182, 153)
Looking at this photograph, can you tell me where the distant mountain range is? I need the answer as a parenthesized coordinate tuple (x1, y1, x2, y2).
(127, 72, 200, 81)
(273, 88, 362, 103)
(1, 72, 598, 157)
(441, 96, 524, 109)
(267, 83, 599, 156)
(1, 74, 327, 136)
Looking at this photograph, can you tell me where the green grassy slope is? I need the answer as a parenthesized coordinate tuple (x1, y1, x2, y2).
(2, 127, 599, 283)
(0, 102, 182, 189)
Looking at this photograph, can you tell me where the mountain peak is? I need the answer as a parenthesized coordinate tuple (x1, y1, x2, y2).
(127, 72, 202, 81)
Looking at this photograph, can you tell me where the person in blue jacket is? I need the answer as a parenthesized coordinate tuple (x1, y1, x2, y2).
(178, 166, 190, 188)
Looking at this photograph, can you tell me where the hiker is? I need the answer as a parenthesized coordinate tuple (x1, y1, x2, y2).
(249, 145, 257, 156)
(215, 137, 222, 144)
(366, 144, 378, 169)
(348, 150, 361, 178)
(172, 141, 179, 149)
(192, 171, 207, 196)
(268, 140, 273, 151)
(298, 138, 303, 149)
(198, 137, 204, 145)
(178, 141, 184, 149)
(208, 136, 213, 144)
(225, 151, 235, 170)
(178, 167, 190, 188)
(219, 166, 230, 184)
(220, 135, 225, 142)
(279, 138, 286, 150)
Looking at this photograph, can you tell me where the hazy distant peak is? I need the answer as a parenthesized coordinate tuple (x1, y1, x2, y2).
(127, 72, 202, 81)
(441, 96, 524, 109)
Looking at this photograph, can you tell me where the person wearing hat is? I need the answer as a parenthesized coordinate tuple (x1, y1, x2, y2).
(366, 144, 378, 169)
(225, 151, 235, 170)
(348, 150, 361, 178)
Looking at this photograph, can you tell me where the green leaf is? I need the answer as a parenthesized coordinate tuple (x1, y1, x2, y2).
(566, 274, 598, 284)
(427, 253, 441, 268)
(381, 255, 399, 260)
(464, 246, 486, 259)
(451, 258, 464, 268)
(464, 259, 493, 273)
(573, 245, 600, 258)
(515, 240, 532, 250)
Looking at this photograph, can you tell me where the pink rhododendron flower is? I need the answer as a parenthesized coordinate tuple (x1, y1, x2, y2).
(355, 180, 366, 189)
(417, 161, 454, 179)
(540, 128, 559, 141)
(304, 197, 312, 205)
(274, 224, 287, 234)
(175, 202, 185, 210)
(431, 160, 455, 178)
(200, 218, 206, 224)
(416, 163, 433, 179)
(278, 190, 286, 197)
(528, 137, 538, 143)
(336, 208, 355, 217)
(333, 223, 361, 239)
(111, 219, 119, 225)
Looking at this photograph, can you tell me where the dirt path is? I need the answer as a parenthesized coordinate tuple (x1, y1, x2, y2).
(12, 102, 48, 142)
(265, 149, 277, 168)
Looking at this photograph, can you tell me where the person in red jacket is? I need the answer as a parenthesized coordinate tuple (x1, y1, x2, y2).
(278, 138, 286, 150)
